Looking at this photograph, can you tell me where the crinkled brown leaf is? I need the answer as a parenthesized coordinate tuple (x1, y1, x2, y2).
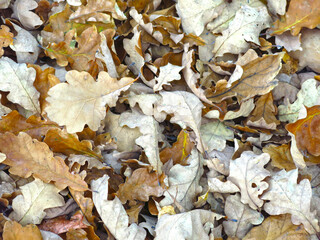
(207, 53, 284, 103)
(3, 221, 42, 240)
(0, 25, 13, 57)
(0, 132, 88, 191)
(263, 144, 296, 171)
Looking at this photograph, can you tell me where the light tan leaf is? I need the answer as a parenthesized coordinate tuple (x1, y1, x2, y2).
(3, 221, 42, 240)
(155, 209, 223, 240)
(45, 70, 134, 133)
(267, 0, 286, 15)
(91, 175, 146, 240)
(263, 144, 297, 171)
(223, 194, 264, 238)
(10, 179, 64, 225)
(262, 169, 320, 234)
(243, 214, 310, 240)
(120, 110, 164, 173)
(0, 132, 88, 191)
(0, 0, 10, 8)
(228, 151, 270, 210)
(156, 91, 205, 152)
(0, 25, 13, 57)
(153, 63, 183, 91)
(160, 148, 203, 211)
(208, 177, 239, 193)
(208, 53, 283, 103)
(12, 0, 43, 29)
(0, 57, 40, 115)
(212, 5, 271, 57)
(275, 31, 302, 52)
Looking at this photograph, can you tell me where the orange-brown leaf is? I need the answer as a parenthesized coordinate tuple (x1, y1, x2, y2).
(263, 144, 296, 171)
(3, 221, 42, 240)
(207, 53, 283, 103)
(270, 0, 320, 36)
(160, 130, 194, 165)
(0, 132, 88, 191)
(69, 188, 95, 224)
(44, 128, 102, 160)
(286, 105, 320, 157)
(0, 25, 13, 57)
(0, 110, 59, 141)
(117, 168, 165, 204)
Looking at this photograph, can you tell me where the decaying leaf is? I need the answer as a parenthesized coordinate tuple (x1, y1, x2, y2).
(153, 63, 183, 91)
(0, 25, 13, 57)
(45, 70, 134, 133)
(208, 53, 283, 103)
(12, 0, 43, 29)
(0, 132, 88, 191)
(263, 144, 296, 171)
(262, 169, 320, 234)
(10, 178, 64, 225)
(3, 221, 42, 240)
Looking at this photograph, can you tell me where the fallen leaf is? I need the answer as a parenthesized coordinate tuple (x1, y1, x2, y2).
(286, 105, 320, 157)
(155, 209, 223, 240)
(12, 0, 43, 29)
(45, 70, 134, 133)
(0, 132, 88, 191)
(275, 31, 302, 52)
(207, 53, 283, 103)
(66, 229, 88, 240)
(0, 57, 40, 115)
(243, 214, 310, 240)
(69, 189, 94, 224)
(3, 221, 42, 240)
(263, 144, 296, 171)
(270, 0, 320, 36)
(228, 151, 270, 210)
(223, 194, 264, 238)
(262, 169, 320, 234)
(153, 63, 183, 91)
(10, 178, 64, 225)
(117, 168, 165, 203)
(0, 25, 13, 57)
(91, 174, 146, 240)
(267, 0, 287, 15)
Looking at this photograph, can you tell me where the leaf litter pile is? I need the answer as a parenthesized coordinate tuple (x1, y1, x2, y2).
(1, 0, 320, 239)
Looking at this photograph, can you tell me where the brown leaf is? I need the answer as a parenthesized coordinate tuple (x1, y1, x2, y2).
(126, 203, 144, 224)
(44, 128, 102, 160)
(0, 132, 88, 191)
(39, 211, 88, 234)
(3, 221, 42, 240)
(160, 130, 194, 165)
(67, 229, 88, 240)
(246, 92, 280, 130)
(263, 144, 296, 171)
(207, 53, 284, 103)
(0, 110, 59, 141)
(270, 0, 320, 36)
(286, 105, 320, 157)
(0, 25, 13, 57)
(117, 168, 165, 204)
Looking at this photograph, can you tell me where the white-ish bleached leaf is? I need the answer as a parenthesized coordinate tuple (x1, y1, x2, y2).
(9, 22, 40, 63)
(223, 194, 264, 238)
(278, 78, 320, 123)
(155, 209, 223, 240)
(176, 0, 224, 36)
(0, 57, 40, 115)
(275, 31, 302, 52)
(0, 96, 11, 118)
(10, 179, 64, 225)
(0, 0, 10, 8)
(91, 175, 146, 240)
(267, 0, 286, 15)
(262, 169, 320, 234)
(200, 120, 233, 152)
(212, 5, 271, 57)
(208, 178, 239, 193)
(156, 91, 205, 152)
(120, 110, 163, 173)
(207, 0, 265, 34)
(228, 151, 270, 210)
(45, 70, 133, 133)
(160, 148, 203, 211)
(153, 63, 183, 91)
(12, 0, 43, 29)
(40, 230, 63, 240)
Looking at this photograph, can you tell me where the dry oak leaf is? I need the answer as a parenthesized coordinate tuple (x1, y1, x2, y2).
(10, 179, 64, 225)
(91, 174, 146, 240)
(0, 132, 88, 191)
(3, 221, 42, 240)
(0, 57, 40, 114)
(270, 0, 320, 36)
(153, 63, 183, 91)
(263, 144, 296, 171)
(0, 25, 13, 57)
(286, 105, 320, 157)
(69, 188, 94, 225)
(208, 53, 283, 103)
(0, 110, 59, 141)
(228, 151, 270, 210)
(262, 169, 320, 234)
(12, 0, 43, 29)
(45, 70, 134, 133)
(243, 214, 310, 240)
(246, 92, 280, 130)
(44, 128, 102, 160)
(117, 168, 165, 204)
